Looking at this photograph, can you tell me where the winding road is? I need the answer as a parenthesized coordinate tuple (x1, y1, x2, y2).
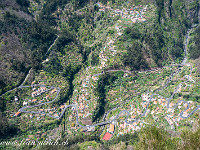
(0, 33, 60, 98)
(14, 25, 200, 129)
(0, 68, 32, 98)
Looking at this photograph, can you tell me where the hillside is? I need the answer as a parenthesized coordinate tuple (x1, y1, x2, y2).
(0, 0, 200, 150)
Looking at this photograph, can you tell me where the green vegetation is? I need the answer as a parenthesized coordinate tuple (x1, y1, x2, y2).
(93, 71, 124, 122)
(122, 0, 199, 70)
(0, 0, 200, 149)
(33, 122, 200, 150)
(188, 25, 200, 59)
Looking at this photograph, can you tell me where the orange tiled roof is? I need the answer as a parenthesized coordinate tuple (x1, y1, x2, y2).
(131, 116, 136, 119)
(185, 108, 190, 113)
(15, 112, 21, 116)
(78, 113, 83, 117)
(161, 99, 166, 101)
(32, 99, 37, 102)
(49, 111, 53, 114)
(60, 105, 65, 109)
(169, 103, 174, 107)
(109, 124, 114, 132)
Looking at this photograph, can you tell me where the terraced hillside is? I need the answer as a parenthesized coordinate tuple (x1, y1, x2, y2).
(0, 0, 200, 150)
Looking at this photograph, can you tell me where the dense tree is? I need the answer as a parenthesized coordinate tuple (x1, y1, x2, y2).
(16, 0, 30, 7)
(0, 112, 18, 139)
(92, 72, 123, 122)
(54, 29, 74, 54)
(123, 42, 148, 70)
(189, 26, 200, 59)
(44, 52, 63, 75)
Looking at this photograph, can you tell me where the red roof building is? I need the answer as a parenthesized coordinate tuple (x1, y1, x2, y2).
(15, 112, 21, 117)
(102, 132, 112, 141)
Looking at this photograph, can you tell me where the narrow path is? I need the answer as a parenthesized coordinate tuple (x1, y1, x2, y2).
(0, 68, 32, 98)
(45, 35, 59, 55)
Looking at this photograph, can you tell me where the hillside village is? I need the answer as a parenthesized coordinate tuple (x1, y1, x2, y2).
(12, 61, 199, 141)
(98, 2, 147, 23)
(2, 1, 200, 145)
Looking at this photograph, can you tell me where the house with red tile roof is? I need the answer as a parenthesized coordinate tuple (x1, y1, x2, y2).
(102, 132, 112, 141)
(131, 115, 136, 119)
(32, 99, 37, 102)
(60, 105, 65, 109)
(15, 112, 21, 117)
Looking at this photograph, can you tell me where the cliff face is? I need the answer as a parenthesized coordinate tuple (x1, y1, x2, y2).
(162, 0, 199, 24)
(185, 0, 200, 23)
(155, 0, 200, 59)
(123, 0, 200, 71)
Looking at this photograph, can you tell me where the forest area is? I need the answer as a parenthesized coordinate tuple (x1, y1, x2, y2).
(189, 25, 200, 59)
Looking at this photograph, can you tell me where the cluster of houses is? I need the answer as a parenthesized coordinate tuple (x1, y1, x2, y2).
(98, 25, 124, 69)
(28, 106, 62, 120)
(45, 88, 57, 100)
(141, 94, 195, 129)
(177, 82, 194, 93)
(32, 87, 47, 97)
(98, 36, 118, 69)
(103, 93, 197, 137)
(102, 123, 115, 140)
(69, 71, 99, 122)
(97, 2, 148, 23)
(21, 88, 57, 107)
(185, 75, 195, 82)
(118, 120, 144, 135)
(14, 87, 59, 118)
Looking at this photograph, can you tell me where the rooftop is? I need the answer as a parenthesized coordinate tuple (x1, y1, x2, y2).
(102, 132, 112, 140)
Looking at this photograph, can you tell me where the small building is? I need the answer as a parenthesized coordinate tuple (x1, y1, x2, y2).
(54, 114, 59, 118)
(102, 132, 112, 141)
(15, 112, 21, 117)
(14, 96, 18, 102)
(78, 113, 83, 117)
(169, 103, 174, 107)
(109, 124, 115, 133)
(50, 88, 57, 94)
(45, 95, 49, 99)
(23, 101, 28, 106)
(60, 105, 65, 109)
(32, 99, 37, 102)
(49, 111, 53, 114)
(87, 126, 95, 132)
(131, 116, 136, 119)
